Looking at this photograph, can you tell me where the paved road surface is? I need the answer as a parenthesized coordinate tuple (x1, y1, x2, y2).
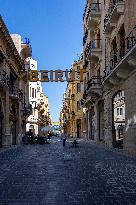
(0, 137, 136, 205)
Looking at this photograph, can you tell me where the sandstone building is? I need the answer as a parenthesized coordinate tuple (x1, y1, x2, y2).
(0, 16, 32, 147)
(61, 0, 136, 154)
(60, 58, 86, 138)
(82, 0, 136, 154)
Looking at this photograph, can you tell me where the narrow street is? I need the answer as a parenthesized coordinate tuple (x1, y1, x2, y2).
(0, 137, 136, 205)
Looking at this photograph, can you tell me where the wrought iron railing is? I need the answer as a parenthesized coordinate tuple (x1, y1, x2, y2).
(83, 30, 89, 46)
(90, 3, 101, 12)
(83, 60, 89, 69)
(87, 76, 102, 90)
(104, 0, 124, 29)
(9, 86, 19, 98)
(86, 3, 101, 22)
(104, 25, 136, 78)
(0, 70, 9, 87)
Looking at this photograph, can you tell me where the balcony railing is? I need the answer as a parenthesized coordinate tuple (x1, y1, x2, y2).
(9, 86, 19, 99)
(86, 3, 101, 23)
(22, 103, 32, 116)
(87, 76, 102, 91)
(83, 60, 89, 69)
(104, 0, 125, 32)
(104, 25, 136, 78)
(83, 76, 102, 105)
(89, 39, 102, 61)
(90, 3, 101, 12)
(83, 30, 89, 46)
(0, 70, 9, 88)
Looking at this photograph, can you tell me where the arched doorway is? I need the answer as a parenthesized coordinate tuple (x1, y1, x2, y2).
(112, 90, 125, 148)
(0, 99, 4, 148)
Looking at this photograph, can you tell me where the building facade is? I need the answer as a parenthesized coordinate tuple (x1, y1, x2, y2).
(83, 0, 104, 143)
(37, 93, 52, 135)
(60, 58, 86, 138)
(0, 17, 32, 147)
(61, 0, 136, 154)
(82, 0, 136, 154)
(25, 58, 52, 136)
(26, 58, 40, 135)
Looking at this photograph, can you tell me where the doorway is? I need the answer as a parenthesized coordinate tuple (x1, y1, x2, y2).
(77, 119, 81, 138)
(11, 121, 16, 145)
(89, 106, 95, 140)
(112, 90, 125, 148)
(98, 100, 104, 141)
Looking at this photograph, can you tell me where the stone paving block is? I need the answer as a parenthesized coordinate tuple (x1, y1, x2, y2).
(0, 137, 136, 205)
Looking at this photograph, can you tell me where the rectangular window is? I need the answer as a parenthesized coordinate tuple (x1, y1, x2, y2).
(87, 72, 89, 81)
(120, 108, 123, 115)
(77, 101, 80, 111)
(77, 83, 81, 93)
(117, 108, 119, 116)
(77, 66, 80, 73)
(35, 89, 36, 98)
(32, 88, 34, 98)
(84, 77, 86, 90)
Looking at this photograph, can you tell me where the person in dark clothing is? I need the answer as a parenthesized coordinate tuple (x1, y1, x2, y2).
(62, 134, 67, 147)
(63, 138, 66, 146)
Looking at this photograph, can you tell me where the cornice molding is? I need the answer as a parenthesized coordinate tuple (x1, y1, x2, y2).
(0, 15, 25, 71)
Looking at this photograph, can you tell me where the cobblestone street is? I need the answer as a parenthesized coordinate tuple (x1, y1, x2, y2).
(0, 137, 136, 205)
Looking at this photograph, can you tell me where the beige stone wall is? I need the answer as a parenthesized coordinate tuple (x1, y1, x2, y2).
(0, 17, 30, 147)
(124, 0, 136, 34)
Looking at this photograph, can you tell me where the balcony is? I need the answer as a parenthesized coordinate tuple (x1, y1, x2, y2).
(80, 91, 88, 108)
(22, 103, 32, 116)
(83, 30, 89, 46)
(9, 86, 19, 100)
(88, 39, 102, 62)
(104, 0, 125, 33)
(88, 3, 101, 30)
(0, 70, 9, 90)
(83, 60, 89, 69)
(103, 25, 136, 88)
(86, 76, 102, 97)
(90, 3, 101, 18)
(83, 77, 102, 106)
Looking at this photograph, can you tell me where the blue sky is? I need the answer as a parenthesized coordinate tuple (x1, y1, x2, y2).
(0, 0, 85, 122)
